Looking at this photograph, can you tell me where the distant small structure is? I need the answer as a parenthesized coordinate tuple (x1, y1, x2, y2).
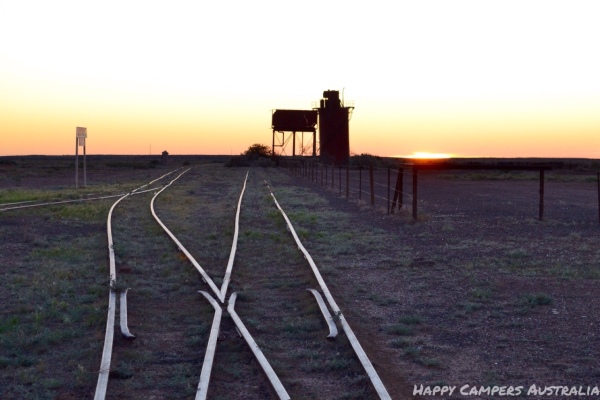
(75, 127, 88, 188)
(162, 151, 169, 166)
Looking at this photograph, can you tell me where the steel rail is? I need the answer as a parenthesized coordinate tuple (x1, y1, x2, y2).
(132, 168, 182, 193)
(0, 189, 166, 212)
(150, 169, 223, 302)
(196, 291, 223, 400)
(119, 289, 135, 339)
(267, 183, 392, 400)
(0, 186, 163, 212)
(219, 171, 249, 299)
(227, 293, 291, 400)
(94, 191, 131, 400)
(0, 169, 180, 212)
(306, 289, 338, 339)
(0, 199, 36, 206)
(0, 193, 126, 212)
(93, 169, 180, 400)
(152, 171, 246, 398)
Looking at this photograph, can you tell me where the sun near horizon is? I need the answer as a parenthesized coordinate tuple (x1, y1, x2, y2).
(1, 2, 600, 158)
(394, 152, 455, 160)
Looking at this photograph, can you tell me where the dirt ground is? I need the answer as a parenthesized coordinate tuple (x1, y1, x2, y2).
(289, 165, 600, 399)
(1, 156, 600, 399)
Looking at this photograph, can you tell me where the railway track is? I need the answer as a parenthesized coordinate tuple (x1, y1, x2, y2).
(0, 164, 395, 398)
(96, 167, 391, 399)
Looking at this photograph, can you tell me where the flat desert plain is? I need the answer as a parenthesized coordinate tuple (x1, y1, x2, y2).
(1, 155, 599, 399)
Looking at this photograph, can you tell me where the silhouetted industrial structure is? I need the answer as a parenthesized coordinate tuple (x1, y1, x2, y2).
(271, 89, 354, 164)
(314, 90, 354, 165)
(271, 110, 317, 157)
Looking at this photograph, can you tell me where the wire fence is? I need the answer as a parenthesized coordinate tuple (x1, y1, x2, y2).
(281, 159, 600, 224)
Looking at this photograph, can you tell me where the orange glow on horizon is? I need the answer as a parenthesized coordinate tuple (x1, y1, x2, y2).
(1, 3, 600, 158)
(395, 152, 454, 159)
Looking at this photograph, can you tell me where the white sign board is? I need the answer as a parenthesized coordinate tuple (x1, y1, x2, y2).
(76, 127, 87, 147)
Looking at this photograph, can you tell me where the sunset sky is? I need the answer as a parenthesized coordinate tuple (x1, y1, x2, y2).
(1, 1, 599, 158)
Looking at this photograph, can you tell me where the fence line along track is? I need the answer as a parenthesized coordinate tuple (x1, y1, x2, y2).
(290, 160, 600, 222)
(266, 181, 392, 400)
(93, 168, 182, 400)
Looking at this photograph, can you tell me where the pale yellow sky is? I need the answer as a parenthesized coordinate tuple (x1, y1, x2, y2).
(1, 0, 599, 157)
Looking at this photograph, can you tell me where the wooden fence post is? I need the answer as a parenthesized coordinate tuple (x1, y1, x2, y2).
(346, 164, 349, 198)
(320, 164, 323, 186)
(412, 166, 418, 220)
(539, 169, 545, 220)
(399, 168, 404, 209)
(387, 167, 391, 214)
(339, 165, 342, 195)
(331, 164, 334, 189)
(359, 167, 362, 200)
(391, 168, 404, 213)
(369, 165, 375, 206)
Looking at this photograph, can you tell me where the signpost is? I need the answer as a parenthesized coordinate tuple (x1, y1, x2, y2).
(76, 127, 87, 188)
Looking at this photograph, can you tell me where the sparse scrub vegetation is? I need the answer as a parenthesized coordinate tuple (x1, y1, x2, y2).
(399, 315, 424, 325)
(522, 292, 553, 307)
(386, 323, 414, 336)
(2, 156, 600, 398)
(469, 288, 492, 301)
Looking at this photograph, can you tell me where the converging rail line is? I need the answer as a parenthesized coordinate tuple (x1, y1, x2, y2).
(93, 168, 182, 400)
(94, 166, 391, 399)
(149, 170, 287, 399)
